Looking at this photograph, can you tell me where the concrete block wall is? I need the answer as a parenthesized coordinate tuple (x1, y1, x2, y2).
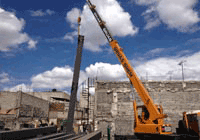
(28, 91, 82, 120)
(0, 91, 49, 130)
(134, 82, 200, 132)
(95, 81, 134, 139)
(148, 91, 200, 132)
(0, 92, 18, 111)
(95, 80, 200, 137)
(20, 92, 49, 118)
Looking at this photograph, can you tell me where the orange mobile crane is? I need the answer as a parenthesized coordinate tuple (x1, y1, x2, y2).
(86, 0, 179, 139)
(87, 1, 200, 139)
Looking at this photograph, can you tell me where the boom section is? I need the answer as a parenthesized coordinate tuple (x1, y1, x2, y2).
(87, 0, 113, 43)
(87, 0, 166, 121)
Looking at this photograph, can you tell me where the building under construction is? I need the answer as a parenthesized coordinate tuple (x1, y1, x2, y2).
(0, 90, 82, 131)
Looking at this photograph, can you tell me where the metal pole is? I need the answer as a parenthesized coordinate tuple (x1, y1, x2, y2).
(182, 63, 184, 82)
(178, 60, 186, 82)
(146, 72, 148, 81)
(178, 60, 186, 90)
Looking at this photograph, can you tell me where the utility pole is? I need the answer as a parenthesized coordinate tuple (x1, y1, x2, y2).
(146, 72, 148, 81)
(178, 60, 186, 82)
(178, 60, 186, 90)
(167, 70, 173, 81)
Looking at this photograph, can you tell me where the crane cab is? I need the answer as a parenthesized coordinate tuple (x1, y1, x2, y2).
(133, 101, 172, 135)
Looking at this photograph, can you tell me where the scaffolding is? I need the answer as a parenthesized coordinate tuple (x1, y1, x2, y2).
(80, 77, 96, 131)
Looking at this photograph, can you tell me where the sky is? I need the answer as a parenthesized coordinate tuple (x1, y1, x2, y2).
(0, 0, 200, 97)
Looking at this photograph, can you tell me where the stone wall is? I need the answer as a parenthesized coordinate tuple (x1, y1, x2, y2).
(95, 80, 200, 137)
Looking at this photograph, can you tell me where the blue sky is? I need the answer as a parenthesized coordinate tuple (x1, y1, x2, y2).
(0, 0, 200, 94)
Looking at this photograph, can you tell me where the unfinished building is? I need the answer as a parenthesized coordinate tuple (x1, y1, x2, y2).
(0, 91, 49, 130)
(94, 80, 200, 138)
(0, 90, 82, 131)
(27, 90, 81, 131)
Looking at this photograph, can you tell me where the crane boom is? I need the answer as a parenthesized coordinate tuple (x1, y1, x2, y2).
(87, 0, 172, 135)
(87, 0, 113, 43)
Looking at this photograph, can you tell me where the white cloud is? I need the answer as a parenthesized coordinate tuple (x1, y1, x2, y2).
(30, 62, 127, 99)
(186, 38, 200, 45)
(65, 0, 138, 52)
(146, 48, 165, 55)
(134, 0, 159, 5)
(144, 16, 161, 30)
(30, 9, 55, 17)
(0, 72, 9, 83)
(4, 83, 33, 92)
(30, 10, 45, 16)
(135, 0, 200, 32)
(66, 8, 80, 29)
(30, 50, 200, 92)
(31, 62, 127, 89)
(63, 31, 77, 42)
(134, 51, 200, 81)
(157, 0, 200, 32)
(46, 9, 55, 15)
(31, 66, 73, 88)
(28, 40, 37, 49)
(0, 8, 37, 51)
(85, 62, 126, 80)
(31, 66, 88, 89)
